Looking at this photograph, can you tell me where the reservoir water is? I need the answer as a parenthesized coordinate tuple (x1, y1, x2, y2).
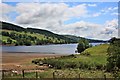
(2, 43, 104, 54)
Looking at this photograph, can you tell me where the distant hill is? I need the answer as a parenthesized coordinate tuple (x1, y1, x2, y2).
(0, 21, 107, 46)
(64, 35, 107, 43)
(1, 21, 25, 31)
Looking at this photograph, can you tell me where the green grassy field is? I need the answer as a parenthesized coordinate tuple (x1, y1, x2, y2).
(79, 44, 109, 66)
(32, 44, 109, 70)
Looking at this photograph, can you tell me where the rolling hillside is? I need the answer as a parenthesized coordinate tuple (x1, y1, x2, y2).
(0, 21, 107, 46)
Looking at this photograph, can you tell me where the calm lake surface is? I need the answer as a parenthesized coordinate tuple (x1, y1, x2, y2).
(2, 43, 104, 54)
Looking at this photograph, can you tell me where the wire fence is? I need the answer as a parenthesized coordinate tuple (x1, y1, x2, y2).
(0, 69, 116, 80)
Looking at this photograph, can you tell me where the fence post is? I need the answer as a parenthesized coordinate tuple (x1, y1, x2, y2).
(35, 66, 38, 79)
(53, 71, 55, 80)
(104, 74, 106, 80)
(10, 70, 12, 77)
(2, 70, 4, 79)
(79, 73, 80, 80)
(22, 70, 25, 78)
(36, 71, 38, 79)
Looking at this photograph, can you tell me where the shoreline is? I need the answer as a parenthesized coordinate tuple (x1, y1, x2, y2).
(1, 52, 66, 70)
(1, 43, 78, 46)
(1, 42, 106, 46)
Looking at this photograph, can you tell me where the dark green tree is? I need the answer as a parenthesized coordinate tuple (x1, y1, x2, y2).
(2, 41, 6, 45)
(7, 38, 12, 44)
(106, 37, 120, 77)
(77, 39, 90, 53)
(2, 31, 9, 36)
(24, 40, 31, 46)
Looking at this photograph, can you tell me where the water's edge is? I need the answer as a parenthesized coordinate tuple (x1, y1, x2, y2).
(2, 43, 104, 54)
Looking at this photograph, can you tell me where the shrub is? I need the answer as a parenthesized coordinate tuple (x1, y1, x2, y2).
(77, 39, 90, 53)
(65, 61, 79, 69)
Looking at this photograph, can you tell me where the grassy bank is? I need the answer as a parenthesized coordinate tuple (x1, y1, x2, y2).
(32, 44, 109, 70)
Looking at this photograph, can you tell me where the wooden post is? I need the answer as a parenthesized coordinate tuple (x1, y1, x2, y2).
(22, 70, 25, 78)
(79, 73, 80, 80)
(9, 70, 12, 77)
(53, 71, 55, 80)
(2, 70, 4, 79)
(39, 75, 41, 79)
(104, 74, 106, 80)
(35, 66, 38, 79)
(36, 71, 38, 79)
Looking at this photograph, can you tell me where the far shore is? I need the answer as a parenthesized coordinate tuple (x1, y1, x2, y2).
(1, 43, 78, 46)
(1, 52, 66, 70)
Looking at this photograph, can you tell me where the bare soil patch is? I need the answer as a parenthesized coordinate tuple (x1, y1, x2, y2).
(1, 52, 63, 70)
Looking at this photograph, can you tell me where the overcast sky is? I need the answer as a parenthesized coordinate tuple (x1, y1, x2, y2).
(0, 2, 118, 40)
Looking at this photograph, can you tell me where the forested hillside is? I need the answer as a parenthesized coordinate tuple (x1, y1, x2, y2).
(64, 35, 107, 43)
(0, 21, 107, 46)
